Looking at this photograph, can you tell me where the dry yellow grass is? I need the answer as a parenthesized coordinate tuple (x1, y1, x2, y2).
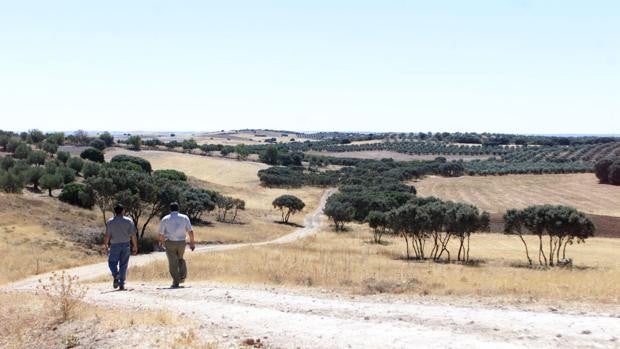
(0, 193, 101, 285)
(0, 292, 219, 348)
(129, 224, 620, 304)
(413, 173, 620, 216)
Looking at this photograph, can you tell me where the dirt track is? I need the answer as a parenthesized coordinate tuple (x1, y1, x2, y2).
(5, 188, 620, 349)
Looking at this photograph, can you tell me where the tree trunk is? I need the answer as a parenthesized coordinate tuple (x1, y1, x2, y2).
(457, 236, 465, 261)
(403, 234, 410, 260)
(48, 188, 52, 197)
(231, 208, 239, 223)
(466, 234, 470, 262)
(518, 233, 532, 266)
(284, 210, 291, 223)
(562, 238, 571, 259)
(538, 235, 547, 266)
(548, 235, 555, 267)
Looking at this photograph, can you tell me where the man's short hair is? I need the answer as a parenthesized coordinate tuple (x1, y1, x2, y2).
(114, 203, 124, 215)
(170, 202, 179, 212)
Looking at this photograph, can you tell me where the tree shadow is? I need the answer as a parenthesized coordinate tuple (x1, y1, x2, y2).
(26, 186, 42, 194)
(191, 219, 215, 227)
(363, 240, 392, 246)
(508, 262, 597, 271)
(391, 256, 486, 267)
(273, 221, 305, 228)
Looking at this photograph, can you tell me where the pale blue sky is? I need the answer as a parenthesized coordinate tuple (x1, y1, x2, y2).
(0, 1, 618, 134)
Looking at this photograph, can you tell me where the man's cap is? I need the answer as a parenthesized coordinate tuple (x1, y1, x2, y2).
(114, 203, 124, 210)
(170, 202, 179, 211)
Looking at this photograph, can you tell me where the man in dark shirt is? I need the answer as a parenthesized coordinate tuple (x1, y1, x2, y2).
(102, 203, 138, 290)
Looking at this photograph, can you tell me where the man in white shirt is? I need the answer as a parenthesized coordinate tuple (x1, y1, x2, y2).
(159, 202, 196, 288)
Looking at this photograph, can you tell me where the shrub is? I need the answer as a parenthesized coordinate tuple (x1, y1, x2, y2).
(154, 169, 187, 181)
(110, 154, 152, 173)
(82, 160, 101, 178)
(67, 157, 84, 174)
(28, 150, 47, 166)
(89, 138, 106, 151)
(0, 170, 24, 193)
(14, 142, 31, 159)
(56, 167, 76, 184)
(80, 147, 104, 163)
(59, 183, 94, 208)
(56, 150, 70, 164)
(37, 272, 87, 323)
(0, 155, 15, 170)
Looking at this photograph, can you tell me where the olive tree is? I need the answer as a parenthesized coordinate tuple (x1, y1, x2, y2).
(272, 195, 305, 223)
(40, 173, 63, 196)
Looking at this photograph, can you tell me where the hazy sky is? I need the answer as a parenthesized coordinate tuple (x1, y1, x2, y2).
(0, 1, 618, 134)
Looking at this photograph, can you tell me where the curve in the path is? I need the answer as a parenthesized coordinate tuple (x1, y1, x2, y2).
(6, 188, 336, 290)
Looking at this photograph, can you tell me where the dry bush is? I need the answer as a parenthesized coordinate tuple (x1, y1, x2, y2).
(37, 271, 87, 322)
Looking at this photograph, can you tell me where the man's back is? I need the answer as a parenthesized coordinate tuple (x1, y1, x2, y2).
(106, 215, 135, 243)
(160, 212, 192, 241)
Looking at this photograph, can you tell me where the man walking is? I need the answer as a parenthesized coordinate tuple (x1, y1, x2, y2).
(159, 202, 195, 288)
(102, 203, 138, 290)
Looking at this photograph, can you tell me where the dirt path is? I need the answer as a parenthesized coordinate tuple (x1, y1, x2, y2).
(5, 188, 620, 348)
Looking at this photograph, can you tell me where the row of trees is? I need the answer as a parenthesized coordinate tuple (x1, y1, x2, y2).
(595, 157, 620, 185)
(326, 196, 490, 262)
(504, 205, 594, 267)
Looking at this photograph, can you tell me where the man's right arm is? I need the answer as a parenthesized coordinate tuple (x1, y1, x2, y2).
(102, 232, 110, 254)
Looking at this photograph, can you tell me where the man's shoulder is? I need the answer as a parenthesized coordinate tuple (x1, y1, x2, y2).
(122, 216, 134, 224)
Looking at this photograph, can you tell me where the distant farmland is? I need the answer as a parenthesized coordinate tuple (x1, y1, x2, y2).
(413, 173, 620, 217)
(305, 150, 489, 162)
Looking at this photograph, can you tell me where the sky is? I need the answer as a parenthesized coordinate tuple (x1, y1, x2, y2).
(0, 1, 618, 134)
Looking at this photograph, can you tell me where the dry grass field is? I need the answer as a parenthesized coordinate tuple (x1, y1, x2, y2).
(413, 173, 620, 217)
(305, 150, 490, 161)
(106, 148, 326, 243)
(0, 292, 218, 348)
(0, 193, 101, 285)
(128, 224, 620, 305)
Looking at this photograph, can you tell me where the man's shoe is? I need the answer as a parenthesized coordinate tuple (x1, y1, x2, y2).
(179, 278, 185, 284)
(113, 277, 119, 289)
(171, 283, 180, 289)
(119, 284, 125, 291)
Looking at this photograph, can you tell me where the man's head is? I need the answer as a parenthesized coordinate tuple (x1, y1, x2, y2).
(114, 203, 124, 215)
(170, 202, 179, 212)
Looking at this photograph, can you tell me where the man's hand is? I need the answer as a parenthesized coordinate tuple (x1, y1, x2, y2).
(102, 244, 109, 255)
(189, 241, 195, 251)
(131, 246, 138, 255)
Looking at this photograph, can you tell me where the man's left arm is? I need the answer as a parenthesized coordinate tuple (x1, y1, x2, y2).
(188, 230, 195, 251)
(131, 234, 138, 255)
(186, 217, 195, 251)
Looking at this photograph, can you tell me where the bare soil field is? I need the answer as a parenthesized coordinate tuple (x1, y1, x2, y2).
(306, 150, 490, 161)
(106, 148, 326, 243)
(413, 173, 620, 217)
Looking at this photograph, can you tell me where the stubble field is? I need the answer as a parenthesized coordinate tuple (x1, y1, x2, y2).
(413, 173, 620, 217)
